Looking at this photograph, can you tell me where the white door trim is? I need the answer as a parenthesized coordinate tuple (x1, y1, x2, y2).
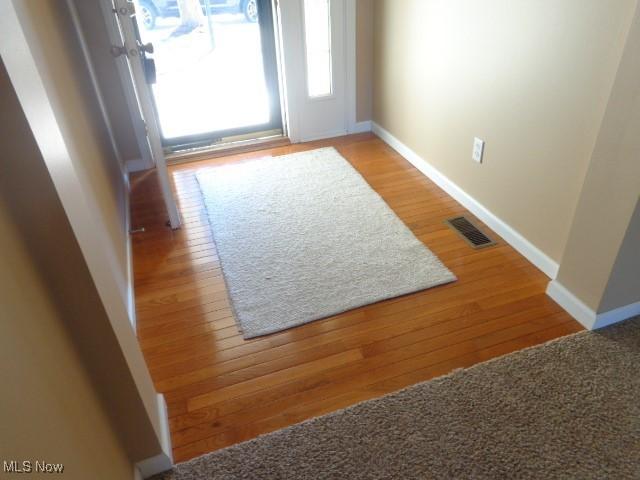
(277, 0, 304, 143)
(345, 0, 358, 133)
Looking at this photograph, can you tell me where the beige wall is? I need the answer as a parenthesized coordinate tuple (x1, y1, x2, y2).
(372, 0, 637, 262)
(2, 0, 169, 468)
(555, 6, 640, 312)
(0, 61, 134, 480)
(600, 201, 640, 312)
(19, 0, 129, 281)
(72, 0, 141, 163)
(356, 0, 373, 122)
(0, 202, 134, 480)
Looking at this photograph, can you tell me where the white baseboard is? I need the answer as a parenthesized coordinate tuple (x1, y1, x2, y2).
(594, 300, 640, 329)
(156, 393, 173, 462)
(371, 122, 559, 279)
(123, 171, 137, 331)
(547, 280, 640, 329)
(349, 120, 373, 134)
(126, 242, 136, 331)
(136, 453, 172, 479)
(546, 280, 596, 328)
(134, 466, 143, 480)
(126, 157, 152, 173)
(300, 128, 348, 143)
(300, 122, 372, 143)
(136, 394, 173, 478)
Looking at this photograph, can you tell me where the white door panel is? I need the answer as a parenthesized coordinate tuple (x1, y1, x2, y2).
(102, 0, 181, 229)
(279, 0, 349, 142)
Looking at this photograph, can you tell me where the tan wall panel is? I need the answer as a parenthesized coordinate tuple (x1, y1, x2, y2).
(1, 5, 165, 461)
(19, 0, 129, 281)
(372, 0, 636, 262)
(0, 205, 134, 480)
(600, 201, 640, 312)
(556, 7, 640, 311)
(72, 0, 141, 163)
(0, 59, 134, 480)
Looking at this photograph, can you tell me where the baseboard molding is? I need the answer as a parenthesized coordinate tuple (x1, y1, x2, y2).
(301, 122, 371, 142)
(126, 157, 151, 173)
(136, 452, 172, 479)
(594, 300, 640, 329)
(156, 393, 173, 461)
(125, 238, 136, 331)
(349, 120, 372, 134)
(136, 394, 173, 478)
(371, 122, 559, 279)
(546, 280, 596, 328)
(546, 280, 640, 329)
(300, 128, 349, 143)
(123, 170, 137, 331)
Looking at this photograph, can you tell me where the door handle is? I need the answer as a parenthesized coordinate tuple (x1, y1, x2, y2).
(139, 42, 154, 55)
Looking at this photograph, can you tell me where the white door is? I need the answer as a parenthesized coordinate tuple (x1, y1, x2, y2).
(101, 0, 181, 229)
(279, 0, 354, 142)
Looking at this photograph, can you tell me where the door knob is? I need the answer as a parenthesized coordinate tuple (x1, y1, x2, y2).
(139, 42, 154, 54)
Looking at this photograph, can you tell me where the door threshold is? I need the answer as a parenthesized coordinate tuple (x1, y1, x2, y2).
(166, 134, 291, 166)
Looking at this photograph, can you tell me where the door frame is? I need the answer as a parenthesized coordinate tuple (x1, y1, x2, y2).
(344, 0, 358, 134)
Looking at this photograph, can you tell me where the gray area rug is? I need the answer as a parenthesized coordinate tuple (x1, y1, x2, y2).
(154, 318, 640, 480)
(196, 147, 455, 339)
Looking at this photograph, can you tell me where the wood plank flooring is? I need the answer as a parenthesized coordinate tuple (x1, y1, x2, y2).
(130, 133, 582, 462)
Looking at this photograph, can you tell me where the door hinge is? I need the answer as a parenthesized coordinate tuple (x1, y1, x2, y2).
(110, 45, 128, 58)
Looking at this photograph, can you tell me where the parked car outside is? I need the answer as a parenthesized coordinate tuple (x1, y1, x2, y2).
(138, 0, 258, 29)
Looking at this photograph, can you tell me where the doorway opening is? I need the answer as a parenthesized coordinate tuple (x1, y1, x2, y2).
(133, 0, 284, 153)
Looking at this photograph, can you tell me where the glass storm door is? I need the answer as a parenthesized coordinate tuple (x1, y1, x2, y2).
(132, 0, 283, 151)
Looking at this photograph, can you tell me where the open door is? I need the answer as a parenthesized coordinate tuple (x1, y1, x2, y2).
(101, 0, 181, 229)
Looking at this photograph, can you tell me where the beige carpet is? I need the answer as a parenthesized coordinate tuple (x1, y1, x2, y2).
(154, 318, 640, 479)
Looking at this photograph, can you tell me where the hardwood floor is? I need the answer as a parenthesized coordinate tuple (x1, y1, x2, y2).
(130, 133, 582, 462)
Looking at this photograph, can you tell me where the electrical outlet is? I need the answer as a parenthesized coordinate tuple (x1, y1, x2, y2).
(472, 137, 485, 163)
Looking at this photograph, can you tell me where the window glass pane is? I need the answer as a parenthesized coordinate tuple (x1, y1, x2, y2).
(303, 0, 332, 97)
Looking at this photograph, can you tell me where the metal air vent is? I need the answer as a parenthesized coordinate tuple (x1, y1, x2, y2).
(445, 216, 496, 249)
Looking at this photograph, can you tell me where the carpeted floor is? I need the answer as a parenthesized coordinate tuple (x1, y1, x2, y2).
(196, 147, 455, 339)
(154, 317, 640, 479)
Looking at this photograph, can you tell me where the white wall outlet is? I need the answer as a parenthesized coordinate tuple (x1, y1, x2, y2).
(472, 137, 485, 163)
